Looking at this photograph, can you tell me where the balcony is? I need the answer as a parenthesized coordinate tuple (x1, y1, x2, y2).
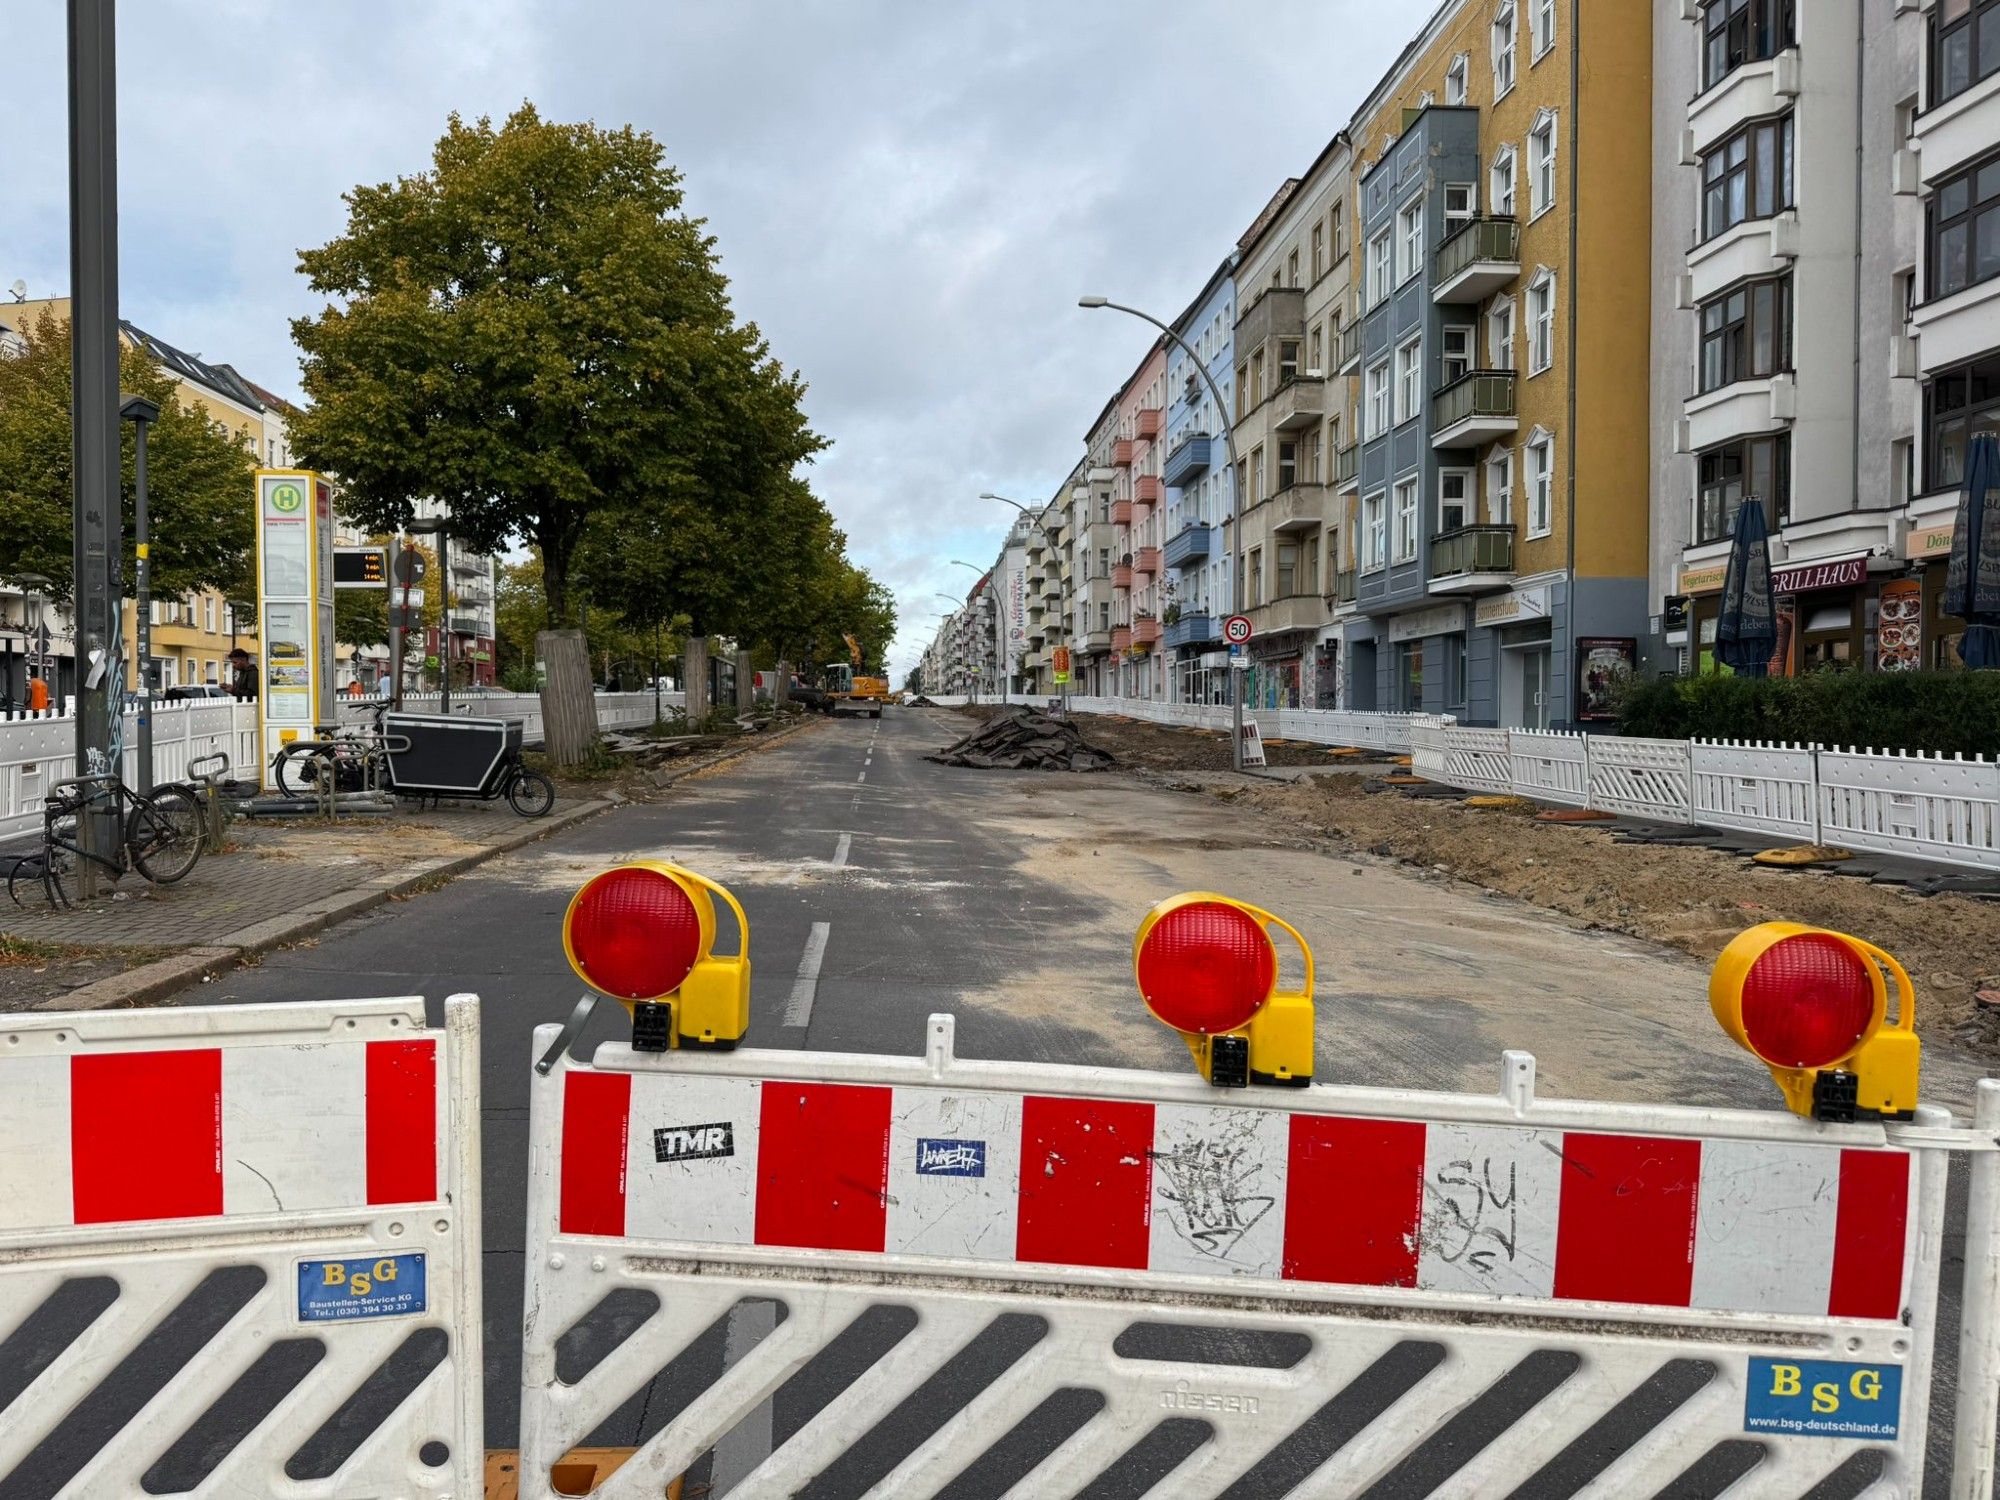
(1133, 616, 1162, 646)
(1084, 627, 1113, 651)
(1134, 407, 1163, 441)
(1110, 626, 1133, 652)
(1111, 498, 1134, 526)
(1432, 217, 1521, 303)
(1251, 594, 1326, 635)
(1683, 373, 1796, 453)
(1913, 64, 2000, 184)
(1133, 474, 1164, 505)
(1334, 568, 1358, 605)
(1133, 546, 1161, 577)
(1428, 526, 1517, 593)
(1270, 482, 1330, 535)
(1688, 211, 1799, 306)
(1431, 370, 1518, 448)
(1270, 376, 1326, 432)
(1112, 438, 1136, 467)
(1163, 433, 1213, 487)
(1333, 443, 1359, 492)
(1162, 612, 1218, 649)
(1113, 564, 1134, 589)
(1164, 524, 1212, 569)
(1336, 319, 1362, 375)
(1689, 49, 1799, 160)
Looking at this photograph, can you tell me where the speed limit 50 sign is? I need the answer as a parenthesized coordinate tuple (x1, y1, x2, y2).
(1223, 614, 1253, 646)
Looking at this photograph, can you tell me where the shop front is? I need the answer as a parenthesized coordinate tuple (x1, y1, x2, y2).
(1681, 553, 1894, 675)
(1906, 517, 1969, 670)
(1474, 584, 1553, 729)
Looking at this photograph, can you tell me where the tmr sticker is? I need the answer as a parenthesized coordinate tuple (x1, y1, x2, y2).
(1744, 1358, 1901, 1440)
(915, 1138, 986, 1177)
(655, 1122, 735, 1164)
(297, 1254, 427, 1323)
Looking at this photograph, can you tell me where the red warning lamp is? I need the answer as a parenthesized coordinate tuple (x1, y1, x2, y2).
(563, 861, 752, 1053)
(1134, 893, 1314, 1089)
(1710, 923, 1919, 1121)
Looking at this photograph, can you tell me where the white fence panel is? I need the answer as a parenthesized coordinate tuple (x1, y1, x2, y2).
(1509, 730, 1590, 807)
(1691, 740, 1820, 844)
(1441, 725, 1515, 794)
(1818, 748, 2000, 873)
(1409, 715, 1452, 780)
(1587, 735, 1694, 824)
(0, 995, 483, 1499)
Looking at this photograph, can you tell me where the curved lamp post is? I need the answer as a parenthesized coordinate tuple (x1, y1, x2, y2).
(1080, 295, 1242, 771)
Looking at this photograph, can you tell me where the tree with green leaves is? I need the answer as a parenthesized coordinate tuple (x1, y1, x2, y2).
(0, 314, 254, 604)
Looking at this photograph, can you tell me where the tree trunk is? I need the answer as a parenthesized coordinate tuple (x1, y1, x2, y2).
(773, 659, 791, 706)
(684, 636, 710, 726)
(734, 649, 754, 714)
(537, 628, 598, 766)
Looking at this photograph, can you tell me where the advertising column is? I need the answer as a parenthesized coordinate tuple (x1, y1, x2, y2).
(255, 469, 335, 787)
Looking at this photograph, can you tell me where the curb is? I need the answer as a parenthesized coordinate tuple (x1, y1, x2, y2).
(40, 796, 614, 1012)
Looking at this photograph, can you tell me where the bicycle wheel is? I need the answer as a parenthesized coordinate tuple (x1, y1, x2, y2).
(506, 769, 556, 818)
(273, 744, 330, 799)
(127, 786, 204, 884)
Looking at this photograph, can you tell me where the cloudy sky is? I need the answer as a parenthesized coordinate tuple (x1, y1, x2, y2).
(8, 2, 1413, 677)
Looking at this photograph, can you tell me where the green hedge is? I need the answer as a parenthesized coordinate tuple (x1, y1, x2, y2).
(1614, 671, 2000, 757)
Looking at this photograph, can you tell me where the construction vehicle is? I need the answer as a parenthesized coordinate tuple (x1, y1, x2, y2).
(821, 634, 888, 718)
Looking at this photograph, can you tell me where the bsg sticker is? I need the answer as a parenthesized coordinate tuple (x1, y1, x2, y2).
(1744, 1357, 1901, 1440)
(297, 1253, 428, 1323)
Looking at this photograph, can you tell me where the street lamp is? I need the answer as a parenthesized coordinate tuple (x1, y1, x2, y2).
(1080, 295, 1243, 771)
(119, 393, 159, 791)
(976, 492, 1070, 713)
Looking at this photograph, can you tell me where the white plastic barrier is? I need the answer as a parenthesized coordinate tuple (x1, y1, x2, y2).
(0, 702, 259, 839)
(1691, 740, 1822, 845)
(1508, 729, 1590, 807)
(1440, 725, 1515, 795)
(1818, 748, 2000, 873)
(1409, 715, 1452, 780)
(517, 1013, 2000, 1498)
(336, 690, 682, 748)
(0, 995, 483, 1499)
(1586, 734, 1696, 825)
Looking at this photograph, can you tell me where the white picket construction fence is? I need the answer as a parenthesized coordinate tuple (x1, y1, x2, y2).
(335, 690, 678, 746)
(914, 694, 2000, 872)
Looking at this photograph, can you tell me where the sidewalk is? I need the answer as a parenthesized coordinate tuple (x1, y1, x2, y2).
(0, 796, 609, 1012)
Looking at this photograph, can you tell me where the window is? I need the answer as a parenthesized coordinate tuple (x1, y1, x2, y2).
(1696, 433, 1791, 542)
(1366, 359, 1392, 437)
(1235, 363, 1248, 419)
(1362, 492, 1387, 569)
(1439, 470, 1473, 533)
(1311, 222, 1325, 280)
(1444, 183, 1476, 228)
(1927, 351, 2000, 489)
(1527, 271, 1555, 375)
(203, 595, 216, 633)
(1393, 477, 1420, 561)
(1251, 445, 1267, 503)
(1704, 0, 1796, 90)
(1276, 542, 1299, 598)
(1279, 339, 1301, 385)
(1930, 0, 1999, 105)
(1396, 337, 1423, 424)
(1442, 326, 1474, 384)
(1701, 114, 1793, 240)
(1528, 113, 1557, 217)
(1526, 433, 1554, 536)
(1250, 348, 1266, 407)
(1309, 324, 1324, 376)
(1288, 248, 1301, 287)
(1330, 201, 1345, 256)
(1493, 1, 1518, 96)
(1931, 153, 2000, 301)
(1248, 549, 1263, 606)
(1445, 53, 1470, 105)
(1277, 439, 1298, 491)
(1491, 146, 1518, 219)
(1398, 199, 1425, 284)
(1531, 0, 1556, 59)
(1698, 275, 1791, 391)
(1368, 230, 1394, 307)
(1488, 297, 1516, 369)
(1487, 448, 1515, 524)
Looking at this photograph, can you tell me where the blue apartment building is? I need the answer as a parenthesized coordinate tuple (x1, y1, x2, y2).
(1159, 258, 1237, 705)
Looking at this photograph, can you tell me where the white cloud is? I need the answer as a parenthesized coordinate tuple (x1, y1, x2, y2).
(6, 1, 1412, 677)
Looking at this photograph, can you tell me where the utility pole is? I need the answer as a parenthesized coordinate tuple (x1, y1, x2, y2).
(120, 394, 160, 792)
(69, 0, 122, 890)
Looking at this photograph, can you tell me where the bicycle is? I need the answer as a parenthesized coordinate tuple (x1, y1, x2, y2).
(271, 704, 554, 818)
(6, 773, 205, 910)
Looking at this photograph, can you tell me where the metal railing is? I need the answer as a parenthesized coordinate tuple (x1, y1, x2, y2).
(1433, 215, 1521, 286)
(1429, 524, 1516, 578)
(1432, 370, 1518, 433)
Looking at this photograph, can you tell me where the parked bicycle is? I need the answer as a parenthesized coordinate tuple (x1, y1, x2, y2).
(6, 772, 205, 909)
(271, 704, 555, 818)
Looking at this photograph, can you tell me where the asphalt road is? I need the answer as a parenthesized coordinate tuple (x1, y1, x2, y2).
(204, 708, 1990, 1497)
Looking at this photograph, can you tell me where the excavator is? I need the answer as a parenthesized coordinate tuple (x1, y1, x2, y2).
(820, 633, 888, 719)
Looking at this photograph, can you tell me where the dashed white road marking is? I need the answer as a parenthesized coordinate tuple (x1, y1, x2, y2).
(857, 770, 867, 783)
(832, 833, 852, 868)
(783, 922, 832, 1027)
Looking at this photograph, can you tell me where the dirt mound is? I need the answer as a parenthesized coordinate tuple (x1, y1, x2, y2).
(929, 707, 1115, 772)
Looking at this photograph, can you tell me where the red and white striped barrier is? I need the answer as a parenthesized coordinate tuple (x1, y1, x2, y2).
(554, 1071, 1911, 1321)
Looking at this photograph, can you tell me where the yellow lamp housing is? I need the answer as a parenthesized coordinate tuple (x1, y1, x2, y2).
(1708, 922, 1920, 1122)
(561, 860, 753, 1053)
(1133, 892, 1316, 1089)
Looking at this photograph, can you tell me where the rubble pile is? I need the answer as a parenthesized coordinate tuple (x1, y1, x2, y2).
(927, 707, 1115, 772)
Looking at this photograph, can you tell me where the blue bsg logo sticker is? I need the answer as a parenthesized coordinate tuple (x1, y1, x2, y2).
(1744, 1358, 1901, 1440)
(915, 1138, 986, 1177)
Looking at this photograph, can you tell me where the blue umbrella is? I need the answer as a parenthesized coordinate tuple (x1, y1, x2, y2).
(1943, 432, 2000, 669)
(1715, 494, 1775, 676)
